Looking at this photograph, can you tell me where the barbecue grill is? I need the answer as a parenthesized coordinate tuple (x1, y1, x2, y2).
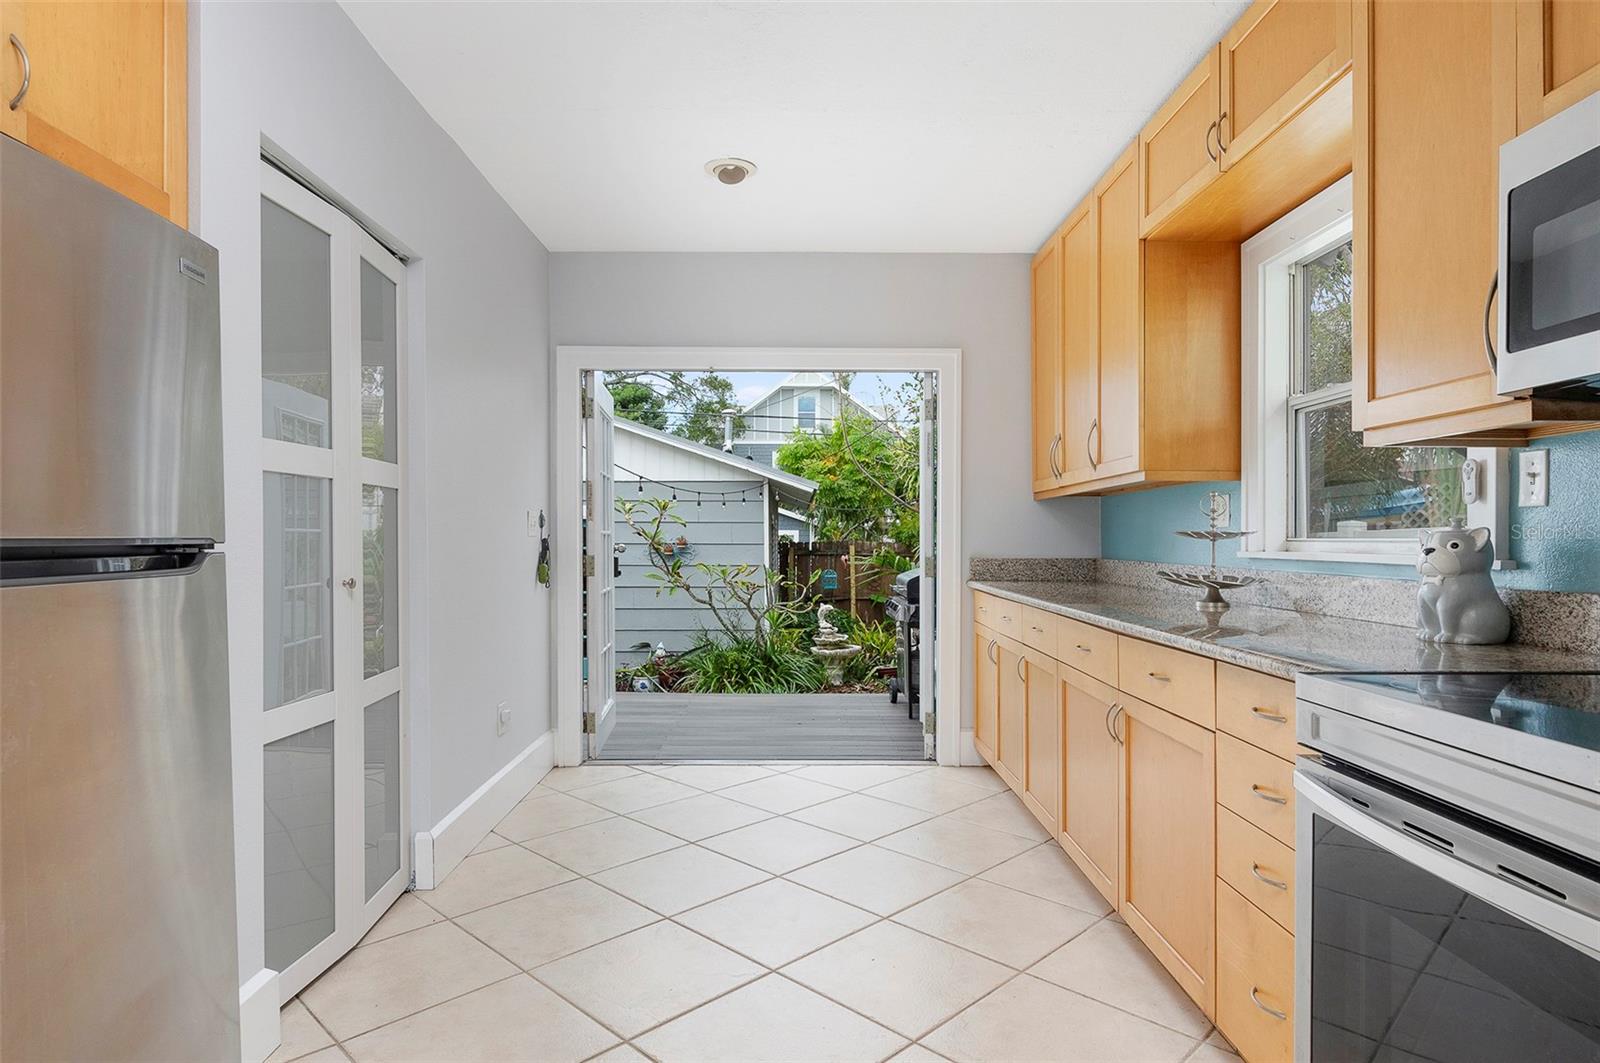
(886, 568, 922, 718)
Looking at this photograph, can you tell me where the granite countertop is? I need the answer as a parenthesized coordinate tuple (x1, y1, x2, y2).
(968, 579, 1600, 680)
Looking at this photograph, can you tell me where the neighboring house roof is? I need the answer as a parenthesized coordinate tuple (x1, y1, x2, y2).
(614, 417, 817, 508)
(738, 370, 874, 419)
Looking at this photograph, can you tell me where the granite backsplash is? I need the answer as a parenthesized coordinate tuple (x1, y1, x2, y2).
(967, 557, 1600, 655)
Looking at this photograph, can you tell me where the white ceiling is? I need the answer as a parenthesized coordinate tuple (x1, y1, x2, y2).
(340, 1, 1250, 253)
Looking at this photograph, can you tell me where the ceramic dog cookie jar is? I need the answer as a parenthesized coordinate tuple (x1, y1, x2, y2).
(1416, 519, 1511, 645)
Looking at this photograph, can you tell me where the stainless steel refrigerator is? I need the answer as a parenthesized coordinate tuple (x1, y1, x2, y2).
(1, 135, 240, 1061)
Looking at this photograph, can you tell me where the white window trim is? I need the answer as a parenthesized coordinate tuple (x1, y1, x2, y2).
(1239, 176, 1510, 567)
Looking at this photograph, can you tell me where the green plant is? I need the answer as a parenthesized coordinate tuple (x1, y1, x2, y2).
(675, 629, 827, 694)
(839, 616, 896, 685)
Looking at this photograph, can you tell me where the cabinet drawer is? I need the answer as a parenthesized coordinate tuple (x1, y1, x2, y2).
(1055, 616, 1118, 686)
(1216, 880, 1293, 1063)
(1216, 806, 1294, 932)
(1216, 663, 1296, 761)
(1217, 732, 1296, 846)
(973, 592, 1024, 641)
(1118, 636, 1215, 728)
(1022, 605, 1059, 657)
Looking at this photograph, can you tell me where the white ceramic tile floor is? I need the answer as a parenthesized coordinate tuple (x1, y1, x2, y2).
(284, 760, 1240, 1063)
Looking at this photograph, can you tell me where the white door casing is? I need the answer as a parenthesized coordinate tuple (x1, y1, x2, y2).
(583, 374, 618, 757)
(260, 163, 409, 1001)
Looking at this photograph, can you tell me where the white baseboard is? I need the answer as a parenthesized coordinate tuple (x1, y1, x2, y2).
(960, 728, 980, 767)
(412, 731, 553, 889)
(239, 968, 280, 1063)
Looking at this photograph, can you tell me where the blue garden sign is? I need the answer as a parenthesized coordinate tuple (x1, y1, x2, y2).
(820, 568, 839, 591)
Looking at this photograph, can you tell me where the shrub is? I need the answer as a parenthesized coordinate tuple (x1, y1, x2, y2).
(675, 629, 827, 694)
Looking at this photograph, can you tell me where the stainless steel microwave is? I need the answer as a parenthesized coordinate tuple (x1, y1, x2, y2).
(1496, 90, 1600, 399)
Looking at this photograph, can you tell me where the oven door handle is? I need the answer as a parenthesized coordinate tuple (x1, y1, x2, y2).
(1294, 767, 1600, 963)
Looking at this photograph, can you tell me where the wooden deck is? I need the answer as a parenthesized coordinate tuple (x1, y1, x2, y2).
(594, 693, 927, 762)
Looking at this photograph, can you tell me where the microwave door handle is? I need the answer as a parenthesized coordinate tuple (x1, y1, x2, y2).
(1294, 770, 1600, 963)
(1483, 271, 1498, 373)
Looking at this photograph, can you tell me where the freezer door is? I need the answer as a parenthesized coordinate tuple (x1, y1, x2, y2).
(1, 552, 239, 1062)
(0, 134, 224, 544)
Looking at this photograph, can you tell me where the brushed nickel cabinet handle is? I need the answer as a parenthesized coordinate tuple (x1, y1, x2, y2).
(1104, 702, 1118, 742)
(1250, 988, 1287, 1021)
(1251, 863, 1289, 891)
(1204, 119, 1219, 162)
(1484, 271, 1499, 373)
(986, 639, 998, 664)
(1146, 671, 1170, 682)
(1074, 644, 1091, 653)
(1016, 658, 1027, 681)
(1086, 418, 1099, 470)
(1218, 110, 1230, 152)
(1251, 784, 1288, 806)
(1048, 433, 1062, 478)
(1250, 705, 1289, 724)
(1112, 705, 1124, 744)
(8, 34, 28, 111)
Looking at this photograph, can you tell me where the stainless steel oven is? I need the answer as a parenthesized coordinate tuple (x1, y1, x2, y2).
(1294, 672, 1600, 1062)
(1496, 90, 1600, 398)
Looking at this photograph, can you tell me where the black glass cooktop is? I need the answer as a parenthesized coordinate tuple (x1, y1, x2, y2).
(1336, 672, 1600, 754)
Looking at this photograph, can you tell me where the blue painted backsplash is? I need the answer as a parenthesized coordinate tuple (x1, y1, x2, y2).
(1100, 430, 1599, 593)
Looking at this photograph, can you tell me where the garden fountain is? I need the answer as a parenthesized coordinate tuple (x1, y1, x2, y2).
(810, 603, 861, 685)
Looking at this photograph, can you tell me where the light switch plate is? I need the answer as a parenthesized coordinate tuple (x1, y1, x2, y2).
(1517, 449, 1549, 507)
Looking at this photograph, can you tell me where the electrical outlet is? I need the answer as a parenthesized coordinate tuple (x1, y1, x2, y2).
(495, 700, 510, 736)
(1518, 450, 1549, 507)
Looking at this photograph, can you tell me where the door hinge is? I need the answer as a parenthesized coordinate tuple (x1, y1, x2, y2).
(582, 710, 597, 734)
(584, 480, 594, 508)
(581, 391, 595, 419)
(582, 554, 596, 577)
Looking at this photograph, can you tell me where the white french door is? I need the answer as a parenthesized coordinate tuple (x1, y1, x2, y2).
(259, 163, 409, 999)
(583, 374, 618, 758)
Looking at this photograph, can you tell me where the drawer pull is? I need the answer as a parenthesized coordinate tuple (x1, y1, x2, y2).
(1250, 705, 1288, 724)
(1250, 784, 1289, 806)
(1031, 624, 1044, 633)
(1250, 863, 1289, 891)
(1074, 643, 1091, 653)
(1146, 671, 1170, 682)
(1250, 988, 1287, 1021)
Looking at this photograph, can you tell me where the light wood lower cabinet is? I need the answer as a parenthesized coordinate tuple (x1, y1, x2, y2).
(1216, 880, 1295, 1063)
(1022, 649, 1061, 835)
(974, 625, 999, 763)
(1058, 665, 1122, 909)
(1119, 696, 1216, 1016)
(995, 637, 1027, 791)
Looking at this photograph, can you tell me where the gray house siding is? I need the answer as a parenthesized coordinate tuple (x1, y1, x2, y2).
(615, 481, 767, 667)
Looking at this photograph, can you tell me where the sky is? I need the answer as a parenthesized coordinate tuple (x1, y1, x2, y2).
(702, 370, 917, 408)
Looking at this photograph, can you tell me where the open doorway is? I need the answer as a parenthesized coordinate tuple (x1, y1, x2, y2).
(553, 348, 961, 767)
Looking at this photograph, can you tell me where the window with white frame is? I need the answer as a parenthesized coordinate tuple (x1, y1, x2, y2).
(1241, 176, 1505, 563)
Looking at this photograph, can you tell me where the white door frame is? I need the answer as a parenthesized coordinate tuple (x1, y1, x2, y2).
(552, 346, 963, 767)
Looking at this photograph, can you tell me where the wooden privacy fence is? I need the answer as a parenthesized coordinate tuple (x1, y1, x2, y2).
(778, 540, 903, 626)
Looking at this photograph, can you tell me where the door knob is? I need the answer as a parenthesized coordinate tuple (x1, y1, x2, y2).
(341, 577, 357, 590)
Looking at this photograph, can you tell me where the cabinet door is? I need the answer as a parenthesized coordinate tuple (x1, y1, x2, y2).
(974, 627, 999, 764)
(0, 0, 187, 225)
(1119, 697, 1216, 1016)
(1093, 144, 1142, 477)
(1032, 234, 1065, 494)
(996, 639, 1027, 793)
(1352, 0, 1520, 438)
(1022, 650, 1060, 835)
(1219, 0, 1352, 169)
(1139, 47, 1221, 236)
(1059, 203, 1099, 484)
(1059, 667, 1121, 908)
(1516, 0, 1600, 133)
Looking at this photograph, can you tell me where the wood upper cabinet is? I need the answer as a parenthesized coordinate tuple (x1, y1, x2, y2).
(0, 1, 187, 226)
(974, 626, 999, 763)
(1031, 237, 1064, 494)
(1515, 0, 1600, 133)
(1092, 147, 1142, 478)
(1118, 696, 1216, 1017)
(1219, 0, 1352, 168)
(1139, 49, 1222, 235)
(1021, 649, 1061, 835)
(996, 638, 1027, 792)
(1353, 0, 1597, 444)
(1058, 665, 1121, 909)
(1059, 205, 1099, 485)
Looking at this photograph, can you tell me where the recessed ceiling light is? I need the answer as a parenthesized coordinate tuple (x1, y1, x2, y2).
(705, 158, 756, 185)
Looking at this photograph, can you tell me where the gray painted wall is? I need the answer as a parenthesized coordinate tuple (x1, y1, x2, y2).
(193, 0, 552, 989)
(550, 253, 1102, 731)
(615, 481, 769, 667)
